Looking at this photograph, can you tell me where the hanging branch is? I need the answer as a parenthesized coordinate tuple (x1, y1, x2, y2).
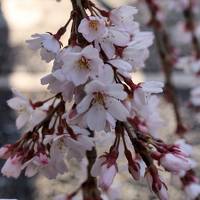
(144, 0, 186, 136)
(183, 0, 200, 59)
(82, 131, 102, 200)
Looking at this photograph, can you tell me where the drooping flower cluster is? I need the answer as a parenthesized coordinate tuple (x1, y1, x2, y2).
(0, 1, 198, 200)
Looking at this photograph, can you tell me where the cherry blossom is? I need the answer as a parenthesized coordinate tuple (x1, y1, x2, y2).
(146, 168, 169, 200)
(1, 0, 198, 199)
(55, 45, 104, 86)
(110, 5, 139, 34)
(122, 32, 154, 71)
(175, 139, 193, 156)
(94, 26, 131, 59)
(131, 86, 163, 136)
(78, 16, 107, 42)
(1, 155, 22, 178)
(7, 90, 46, 129)
(160, 151, 195, 174)
(77, 79, 129, 131)
(26, 33, 60, 63)
(91, 154, 118, 190)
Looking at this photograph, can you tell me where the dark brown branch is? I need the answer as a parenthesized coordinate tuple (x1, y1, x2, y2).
(123, 122, 154, 167)
(82, 130, 102, 200)
(183, 0, 200, 59)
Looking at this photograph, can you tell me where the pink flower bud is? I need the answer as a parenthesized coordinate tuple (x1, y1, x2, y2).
(160, 153, 194, 173)
(146, 167, 169, 200)
(99, 164, 117, 190)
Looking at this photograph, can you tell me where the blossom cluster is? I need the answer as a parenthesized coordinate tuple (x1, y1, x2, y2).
(0, 1, 198, 200)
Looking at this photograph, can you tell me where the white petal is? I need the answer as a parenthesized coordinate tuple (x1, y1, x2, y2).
(26, 38, 42, 50)
(82, 45, 100, 59)
(25, 164, 38, 177)
(108, 59, 132, 72)
(77, 95, 93, 114)
(106, 84, 127, 100)
(106, 97, 129, 121)
(78, 135, 94, 151)
(7, 97, 27, 110)
(52, 69, 66, 82)
(100, 40, 115, 59)
(67, 67, 89, 86)
(85, 80, 105, 94)
(86, 104, 106, 131)
(91, 157, 105, 177)
(43, 35, 60, 53)
(141, 81, 164, 94)
(40, 48, 55, 63)
(107, 27, 130, 46)
(16, 113, 29, 129)
(41, 74, 55, 85)
(98, 64, 114, 83)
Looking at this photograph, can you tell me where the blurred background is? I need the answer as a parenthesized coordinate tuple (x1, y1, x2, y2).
(0, 0, 199, 199)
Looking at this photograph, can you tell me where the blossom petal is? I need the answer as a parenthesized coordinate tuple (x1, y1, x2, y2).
(77, 95, 93, 114)
(16, 113, 29, 129)
(105, 97, 129, 121)
(86, 104, 106, 131)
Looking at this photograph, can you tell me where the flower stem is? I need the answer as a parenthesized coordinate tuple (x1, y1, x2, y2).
(82, 130, 102, 200)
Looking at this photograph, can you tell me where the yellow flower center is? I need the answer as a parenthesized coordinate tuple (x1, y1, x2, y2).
(58, 138, 65, 151)
(78, 56, 90, 69)
(89, 20, 99, 31)
(94, 92, 105, 105)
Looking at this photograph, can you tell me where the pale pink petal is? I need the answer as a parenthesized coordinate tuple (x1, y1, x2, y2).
(108, 59, 132, 72)
(91, 157, 105, 177)
(106, 84, 127, 100)
(105, 97, 129, 121)
(1, 156, 22, 178)
(77, 95, 93, 114)
(99, 164, 117, 190)
(16, 112, 29, 129)
(86, 104, 106, 131)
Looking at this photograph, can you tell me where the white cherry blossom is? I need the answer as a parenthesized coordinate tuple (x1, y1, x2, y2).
(55, 45, 103, 86)
(122, 32, 154, 71)
(51, 126, 94, 161)
(131, 87, 163, 136)
(78, 16, 107, 42)
(95, 26, 131, 59)
(7, 90, 46, 129)
(110, 5, 139, 34)
(77, 78, 129, 131)
(41, 73, 75, 102)
(26, 33, 60, 63)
